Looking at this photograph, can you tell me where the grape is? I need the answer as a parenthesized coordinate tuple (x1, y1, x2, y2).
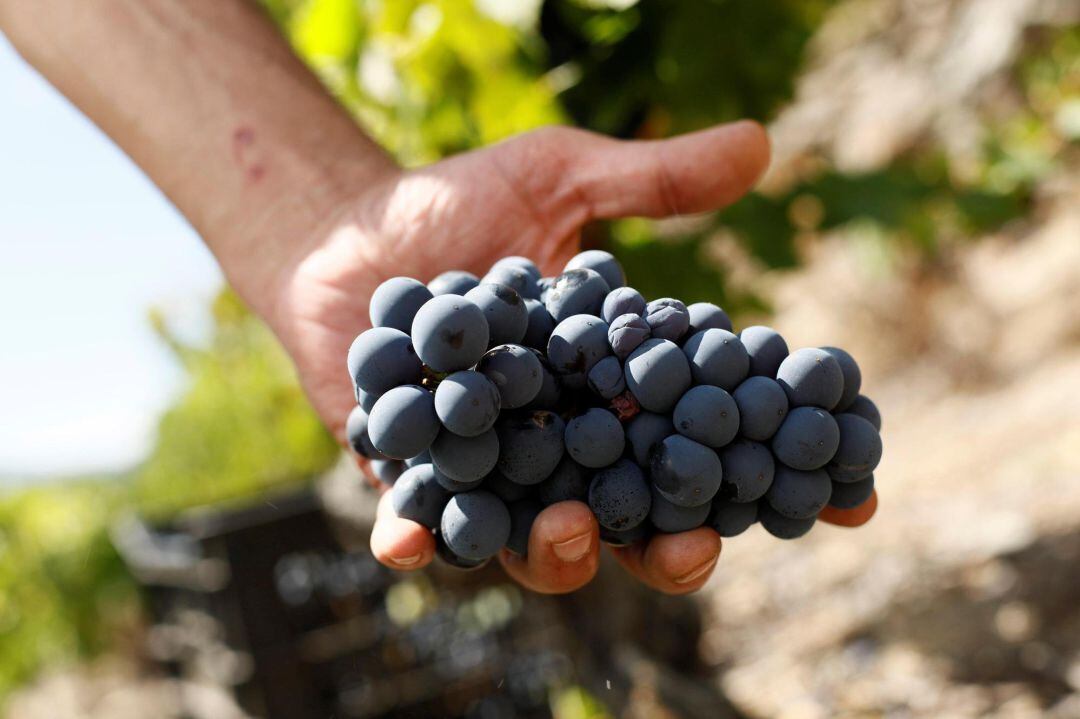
(537, 276, 555, 303)
(433, 467, 485, 493)
(477, 344, 543, 409)
(625, 338, 692, 413)
(348, 327, 423, 395)
(429, 427, 499, 483)
(546, 314, 610, 389)
(370, 459, 404, 487)
(758, 503, 816, 539)
(718, 439, 775, 503)
(537, 457, 591, 505)
(644, 298, 690, 342)
(732, 376, 789, 441)
(390, 463, 451, 529)
(483, 264, 540, 300)
(846, 394, 882, 431)
(687, 302, 733, 334)
(821, 347, 862, 412)
(828, 474, 875, 509)
(601, 287, 646, 323)
(565, 249, 625, 290)
(465, 283, 528, 346)
(404, 450, 431, 468)
(526, 349, 562, 410)
(368, 385, 440, 460)
(826, 413, 882, 482)
(776, 348, 844, 410)
(588, 459, 651, 530)
(707, 499, 758, 537)
(428, 270, 480, 296)
(771, 406, 840, 470)
(433, 371, 500, 437)
(505, 499, 543, 555)
(650, 435, 723, 508)
(739, 325, 789, 378)
(625, 412, 674, 466)
(672, 385, 740, 448)
(495, 410, 566, 485)
(522, 299, 556, 350)
(491, 256, 542, 281)
(587, 355, 626, 399)
(485, 470, 532, 504)
(649, 487, 710, 533)
(682, 329, 750, 391)
(357, 387, 379, 413)
(607, 313, 651, 360)
(440, 490, 512, 561)
(565, 408, 625, 468)
(411, 295, 489, 372)
(435, 533, 490, 570)
(765, 465, 831, 519)
(544, 268, 610, 322)
(345, 405, 385, 460)
(600, 522, 651, 547)
(370, 277, 434, 333)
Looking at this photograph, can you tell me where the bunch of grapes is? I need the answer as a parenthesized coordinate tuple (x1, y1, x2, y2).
(347, 251, 882, 569)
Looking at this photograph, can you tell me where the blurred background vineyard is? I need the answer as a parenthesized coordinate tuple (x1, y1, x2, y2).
(1, 0, 1078, 716)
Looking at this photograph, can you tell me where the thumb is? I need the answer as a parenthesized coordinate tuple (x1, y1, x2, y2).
(570, 120, 770, 220)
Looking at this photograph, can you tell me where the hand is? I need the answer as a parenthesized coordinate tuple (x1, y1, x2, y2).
(266, 121, 875, 594)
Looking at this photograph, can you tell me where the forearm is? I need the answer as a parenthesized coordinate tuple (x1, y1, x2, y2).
(0, 0, 397, 312)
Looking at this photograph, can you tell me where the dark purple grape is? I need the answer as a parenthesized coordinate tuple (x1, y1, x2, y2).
(707, 499, 758, 537)
(483, 264, 540, 300)
(370, 459, 404, 487)
(739, 325, 789, 378)
(434, 370, 500, 437)
(672, 385, 739, 448)
(522, 298, 556, 350)
(429, 427, 499, 483)
(588, 459, 651, 530)
(546, 314, 610, 390)
(732, 376, 789, 441)
(495, 410, 566, 485)
(370, 277, 433, 333)
(427, 270, 480, 296)
(391, 463, 451, 529)
(649, 487, 710, 533)
(776, 348, 844, 410)
(821, 346, 862, 412)
(765, 465, 831, 519)
(846, 394, 882, 431)
(505, 499, 543, 555)
(625, 412, 674, 466)
(565, 249, 625, 290)
(477, 344, 543, 409)
(828, 474, 875, 509)
(772, 406, 840, 470)
(718, 439, 774, 503)
(357, 387, 379, 413)
(404, 450, 431, 468)
(687, 302, 733, 333)
(368, 385, 440, 460)
(345, 405, 385, 460)
(484, 470, 532, 504)
(758, 503, 816, 539)
(565, 408, 625, 469)
(682, 329, 750, 391)
(607, 313, 651, 360)
(601, 287, 646, 323)
(432, 466, 485, 493)
(465, 283, 528, 346)
(644, 298, 690, 342)
(826, 413, 882, 482)
(587, 355, 626, 399)
(625, 338, 692, 413)
(435, 533, 490, 570)
(537, 457, 591, 505)
(348, 327, 423, 395)
(650, 435, 723, 508)
(526, 349, 562, 410)
(490, 256, 541, 281)
(544, 268, 611, 322)
(411, 295, 489, 372)
(440, 490, 511, 561)
(599, 522, 652, 547)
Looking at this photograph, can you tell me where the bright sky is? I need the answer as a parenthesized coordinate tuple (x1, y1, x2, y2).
(0, 37, 223, 481)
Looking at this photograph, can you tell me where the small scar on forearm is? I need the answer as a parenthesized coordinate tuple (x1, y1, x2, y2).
(232, 125, 266, 183)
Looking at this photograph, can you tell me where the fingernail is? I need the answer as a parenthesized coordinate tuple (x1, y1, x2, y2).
(674, 556, 718, 585)
(552, 532, 592, 563)
(392, 553, 422, 566)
